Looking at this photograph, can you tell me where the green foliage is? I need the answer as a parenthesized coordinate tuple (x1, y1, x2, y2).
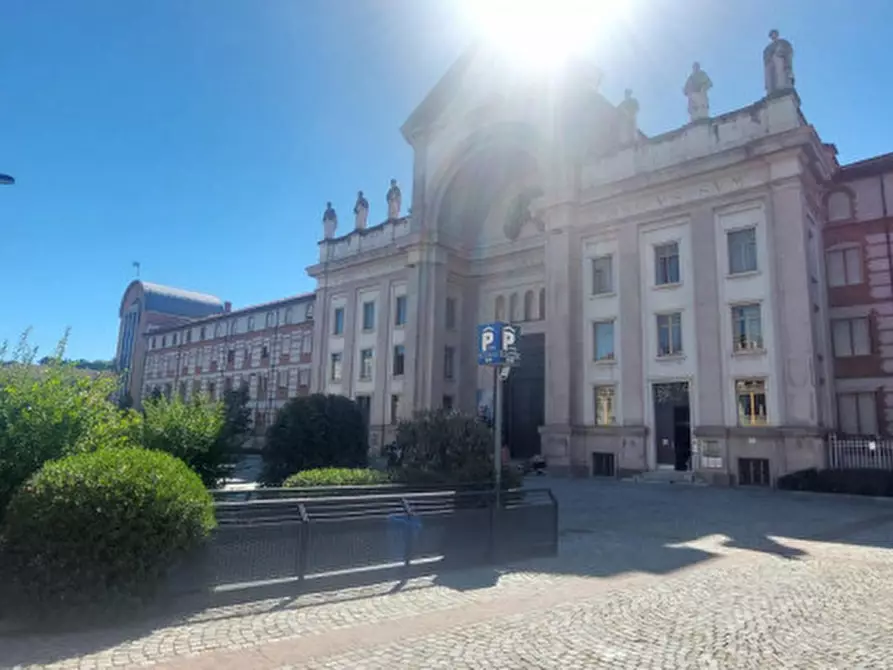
(2, 448, 215, 607)
(0, 330, 140, 515)
(37, 356, 115, 372)
(261, 394, 368, 485)
(390, 409, 497, 485)
(221, 386, 252, 448)
(283, 467, 390, 487)
(140, 394, 232, 488)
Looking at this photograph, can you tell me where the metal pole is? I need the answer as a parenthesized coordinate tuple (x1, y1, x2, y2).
(494, 369, 503, 506)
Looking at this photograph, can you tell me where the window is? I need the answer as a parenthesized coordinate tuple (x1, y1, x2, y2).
(393, 344, 405, 376)
(223, 377, 233, 393)
(265, 312, 275, 328)
(186, 330, 192, 343)
(199, 327, 206, 341)
(442, 395, 454, 411)
(333, 307, 345, 335)
(656, 312, 683, 356)
(277, 370, 288, 392)
(736, 379, 768, 426)
(305, 302, 314, 320)
(284, 308, 293, 325)
(395, 295, 407, 326)
(302, 331, 313, 354)
(446, 297, 457, 329)
(298, 368, 310, 387)
(594, 386, 616, 425)
(727, 228, 758, 275)
(538, 288, 546, 320)
(827, 191, 853, 222)
(495, 295, 506, 320)
(247, 316, 255, 331)
(261, 345, 269, 360)
(509, 293, 519, 322)
(523, 291, 534, 321)
(151, 337, 157, 349)
(207, 382, 216, 401)
(172, 333, 178, 346)
(359, 348, 374, 379)
(362, 301, 376, 331)
(826, 247, 862, 287)
(591, 256, 613, 294)
(330, 353, 342, 382)
(162, 336, 167, 348)
(257, 375, 268, 399)
(837, 392, 878, 435)
(593, 321, 615, 361)
(226, 349, 235, 365)
(390, 394, 401, 424)
(731, 304, 763, 351)
(214, 323, 222, 338)
(193, 380, 201, 396)
(444, 346, 455, 379)
(655, 242, 680, 285)
(832, 318, 871, 357)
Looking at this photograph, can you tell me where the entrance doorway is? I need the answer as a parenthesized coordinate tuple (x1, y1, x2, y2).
(502, 333, 545, 460)
(652, 382, 691, 471)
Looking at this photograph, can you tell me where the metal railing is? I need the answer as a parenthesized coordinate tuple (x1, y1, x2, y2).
(827, 434, 893, 471)
(167, 487, 558, 598)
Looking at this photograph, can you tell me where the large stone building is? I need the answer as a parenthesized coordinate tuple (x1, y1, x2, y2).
(307, 36, 854, 484)
(139, 293, 316, 440)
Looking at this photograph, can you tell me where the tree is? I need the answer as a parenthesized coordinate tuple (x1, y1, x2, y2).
(261, 394, 367, 485)
(221, 386, 252, 448)
(390, 409, 494, 485)
(140, 394, 231, 488)
(0, 330, 139, 516)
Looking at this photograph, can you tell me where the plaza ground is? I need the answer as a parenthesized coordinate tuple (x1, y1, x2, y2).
(4, 478, 893, 669)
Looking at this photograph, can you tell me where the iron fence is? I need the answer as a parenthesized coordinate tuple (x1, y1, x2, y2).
(827, 434, 893, 471)
(166, 487, 558, 598)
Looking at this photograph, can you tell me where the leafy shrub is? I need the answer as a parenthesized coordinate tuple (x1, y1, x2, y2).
(390, 409, 499, 486)
(777, 467, 893, 497)
(283, 467, 391, 487)
(2, 448, 215, 608)
(140, 394, 232, 488)
(261, 394, 368, 485)
(0, 331, 140, 516)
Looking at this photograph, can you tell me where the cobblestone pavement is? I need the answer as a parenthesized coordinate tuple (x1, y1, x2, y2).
(4, 479, 893, 669)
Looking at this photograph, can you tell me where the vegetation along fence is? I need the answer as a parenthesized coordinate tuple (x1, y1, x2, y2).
(166, 487, 558, 598)
(827, 434, 893, 471)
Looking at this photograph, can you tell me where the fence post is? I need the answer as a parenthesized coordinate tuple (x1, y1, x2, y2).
(297, 502, 310, 584)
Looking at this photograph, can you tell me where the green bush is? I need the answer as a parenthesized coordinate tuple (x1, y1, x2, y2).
(0, 331, 140, 516)
(2, 448, 215, 607)
(390, 409, 498, 486)
(261, 394, 368, 485)
(283, 467, 391, 487)
(140, 394, 232, 488)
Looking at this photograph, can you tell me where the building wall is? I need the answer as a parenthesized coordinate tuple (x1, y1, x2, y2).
(142, 296, 315, 444)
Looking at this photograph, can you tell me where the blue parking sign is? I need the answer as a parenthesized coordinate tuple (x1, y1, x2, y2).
(477, 322, 520, 366)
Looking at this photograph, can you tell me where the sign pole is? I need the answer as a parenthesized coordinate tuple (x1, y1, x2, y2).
(494, 369, 503, 507)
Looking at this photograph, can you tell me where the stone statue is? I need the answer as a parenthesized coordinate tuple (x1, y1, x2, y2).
(763, 29, 794, 95)
(353, 190, 369, 230)
(617, 89, 640, 146)
(322, 201, 337, 239)
(386, 179, 402, 219)
(683, 62, 713, 122)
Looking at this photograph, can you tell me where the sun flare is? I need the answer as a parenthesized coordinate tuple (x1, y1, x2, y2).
(462, 0, 629, 71)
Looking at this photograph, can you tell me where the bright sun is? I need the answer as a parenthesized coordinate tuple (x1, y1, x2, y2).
(462, 0, 628, 71)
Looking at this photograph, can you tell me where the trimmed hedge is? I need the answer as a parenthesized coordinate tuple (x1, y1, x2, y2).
(283, 468, 391, 487)
(2, 448, 215, 608)
(777, 467, 893, 497)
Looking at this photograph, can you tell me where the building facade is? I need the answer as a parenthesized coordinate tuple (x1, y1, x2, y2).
(140, 293, 316, 440)
(823, 153, 893, 436)
(307, 40, 856, 484)
(116, 281, 226, 403)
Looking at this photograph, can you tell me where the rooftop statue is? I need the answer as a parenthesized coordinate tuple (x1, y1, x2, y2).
(764, 29, 795, 95)
(353, 191, 369, 230)
(386, 179, 402, 220)
(617, 89, 640, 147)
(683, 62, 712, 122)
(322, 201, 337, 239)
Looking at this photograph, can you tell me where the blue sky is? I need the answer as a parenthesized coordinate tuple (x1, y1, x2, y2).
(2, 0, 891, 361)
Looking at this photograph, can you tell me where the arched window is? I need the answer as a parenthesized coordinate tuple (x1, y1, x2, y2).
(265, 312, 275, 328)
(495, 295, 506, 320)
(247, 316, 255, 331)
(523, 290, 534, 321)
(509, 293, 519, 322)
(538, 288, 546, 320)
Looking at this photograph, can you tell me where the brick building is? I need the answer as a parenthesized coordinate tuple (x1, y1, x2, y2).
(824, 152, 893, 436)
(140, 293, 316, 442)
